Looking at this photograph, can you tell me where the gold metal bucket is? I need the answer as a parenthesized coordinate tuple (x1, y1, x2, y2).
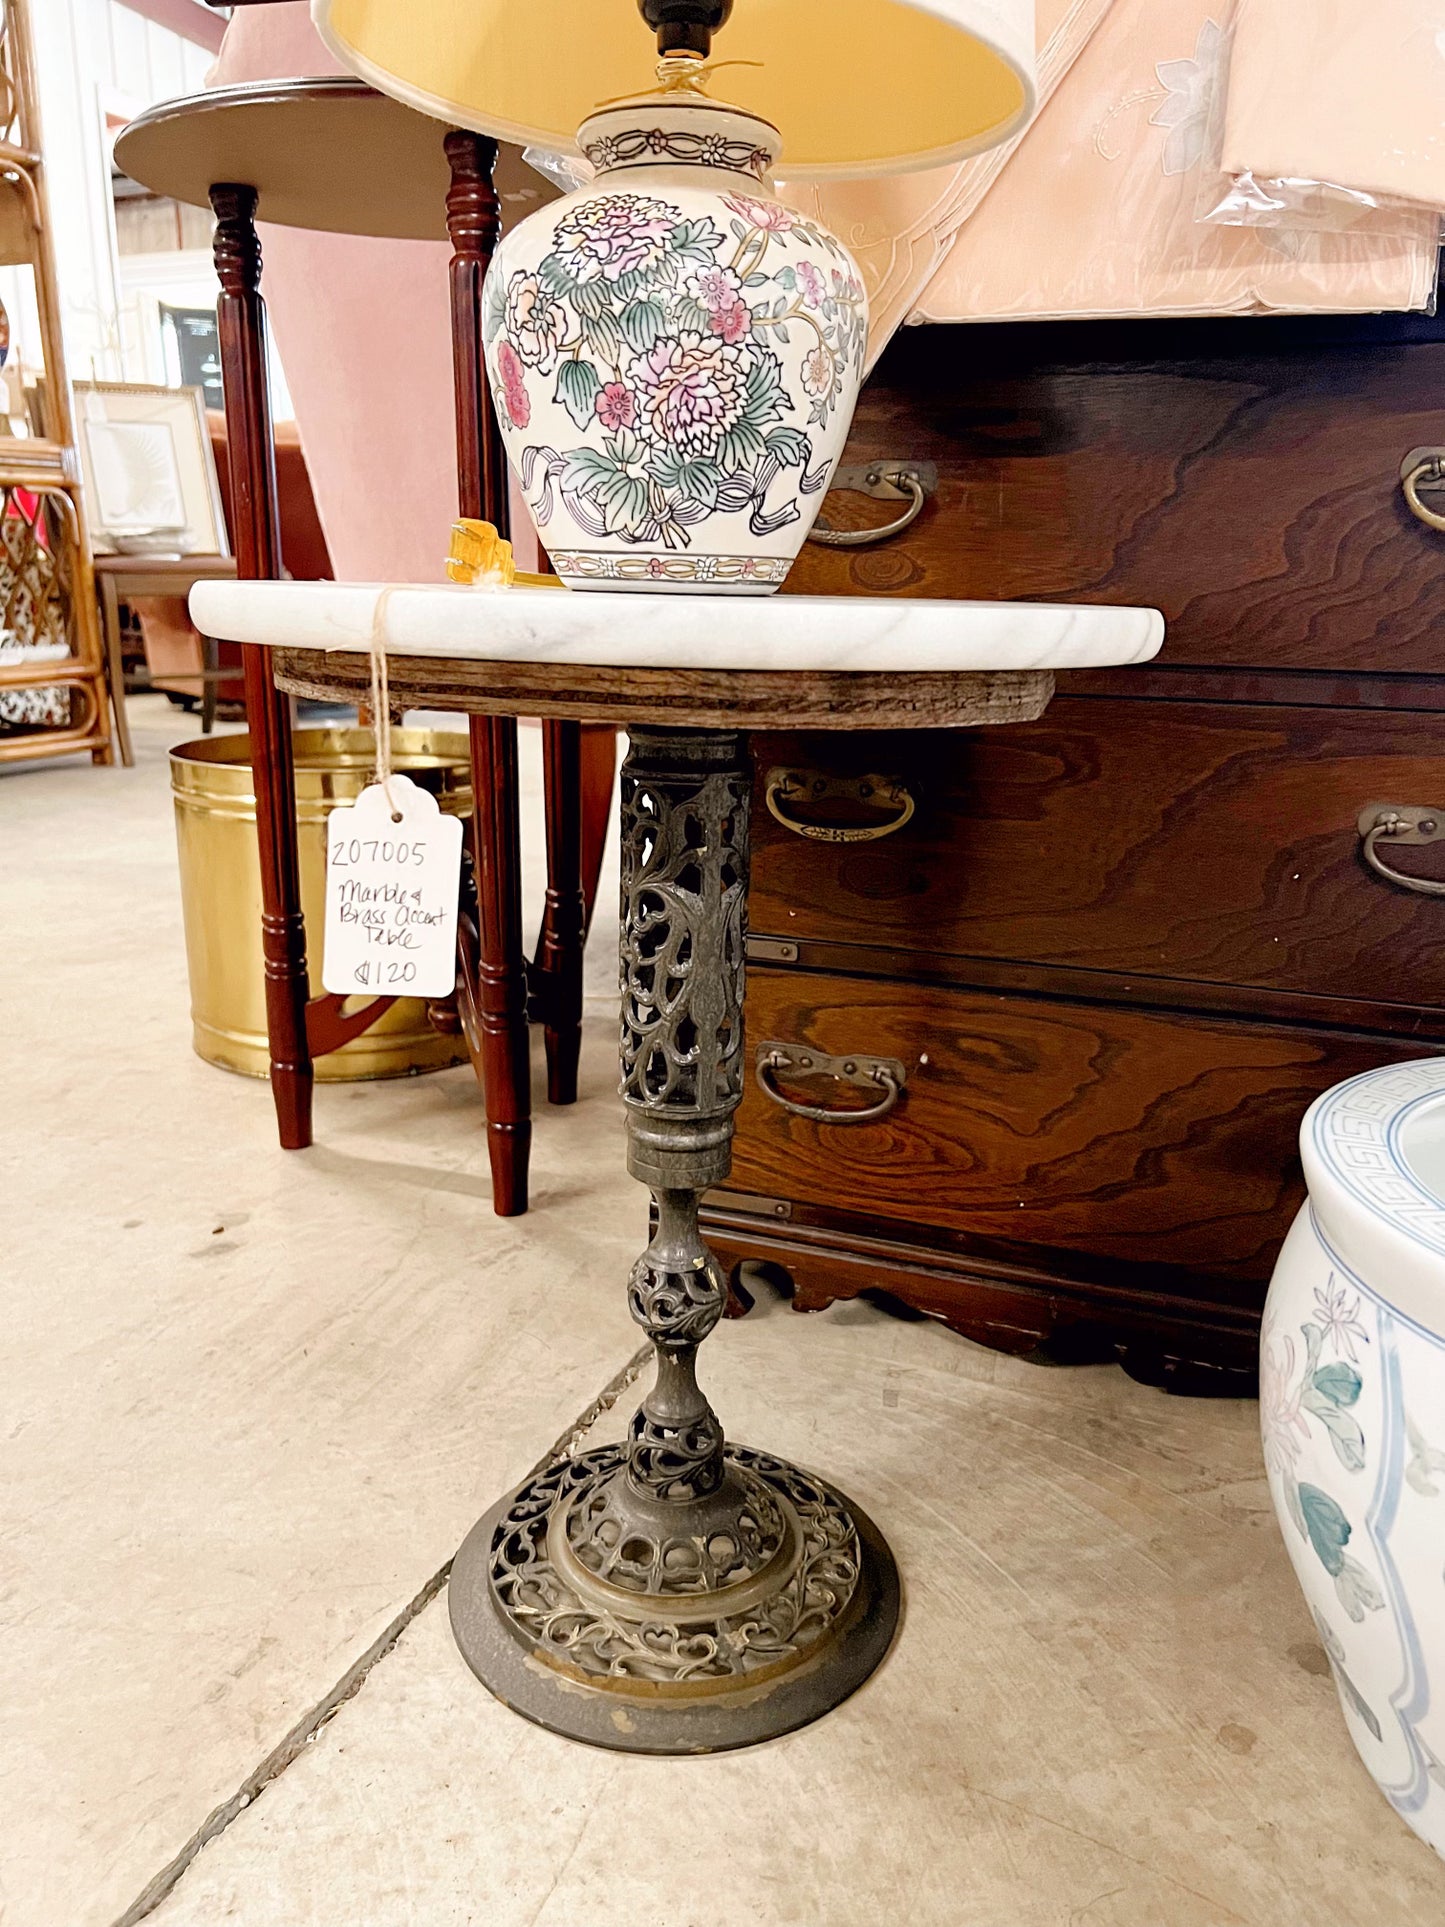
(171, 728, 472, 1080)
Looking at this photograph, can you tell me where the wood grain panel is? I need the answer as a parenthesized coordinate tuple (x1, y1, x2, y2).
(785, 319, 1445, 675)
(748, 703, 1445, 1011)
(730, 967, 1437, 1288)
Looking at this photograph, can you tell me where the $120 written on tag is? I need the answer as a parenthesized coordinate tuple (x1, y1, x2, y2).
(322, 773, 462, 999)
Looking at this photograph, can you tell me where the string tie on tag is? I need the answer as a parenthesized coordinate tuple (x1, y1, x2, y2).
(367, 585, 403, 823)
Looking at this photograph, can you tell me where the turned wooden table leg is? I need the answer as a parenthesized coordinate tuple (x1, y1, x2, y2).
(446, 130, 531, 1213)
(578, 721, 616, 940)
(469, 712, 531, 1210)
(538, 717, 586, 1105)
(211, 182, 312, 1151)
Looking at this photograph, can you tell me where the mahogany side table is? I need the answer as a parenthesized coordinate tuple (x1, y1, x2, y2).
(114, 79, 612, 1213)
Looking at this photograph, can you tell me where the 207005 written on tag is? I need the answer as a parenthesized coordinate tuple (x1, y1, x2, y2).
(321, 774, 462, 999)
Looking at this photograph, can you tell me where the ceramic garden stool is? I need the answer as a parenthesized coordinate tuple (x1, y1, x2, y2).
(190, 574, 1163, 1753)
(1262, 1058, 1445, 1858)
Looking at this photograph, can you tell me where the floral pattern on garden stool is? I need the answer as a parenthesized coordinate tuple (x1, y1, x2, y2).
(1263, 1057, 1445, 1858)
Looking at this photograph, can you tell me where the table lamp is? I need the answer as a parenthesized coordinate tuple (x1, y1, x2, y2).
(314, 0, 1035, 591)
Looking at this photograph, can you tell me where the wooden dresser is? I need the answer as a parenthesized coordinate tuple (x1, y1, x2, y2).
(705, 306, 1445, 1391)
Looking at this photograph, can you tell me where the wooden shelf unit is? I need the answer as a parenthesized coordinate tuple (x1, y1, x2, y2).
(0, 0, 111, 766)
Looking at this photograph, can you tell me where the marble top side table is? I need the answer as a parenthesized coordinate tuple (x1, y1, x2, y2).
(193, 575, 1163, 1753)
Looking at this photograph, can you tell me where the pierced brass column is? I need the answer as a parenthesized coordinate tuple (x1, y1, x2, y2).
(449, 726, 899, 1752)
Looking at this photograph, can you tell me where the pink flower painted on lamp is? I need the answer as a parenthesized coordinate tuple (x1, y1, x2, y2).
(627, 333, 750, 460)
(495, 340, 530, 429)
(552, 194, 678, 284)
(799, 343, 835, 401)
(688, 265, 752, 344)
(690, 264, 742, 310)
(795, 260, 825, 308)
(594, 382, 637, 430)
(724, 193, 794, 233)
(708, 300, 751, 343)
(503, 271, 567, 371)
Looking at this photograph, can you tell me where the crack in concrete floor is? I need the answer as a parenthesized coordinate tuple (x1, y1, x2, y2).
(109, 1345, 651, 1927)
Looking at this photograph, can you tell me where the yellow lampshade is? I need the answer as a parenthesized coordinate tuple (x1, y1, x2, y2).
(312, 0, 1036, 179)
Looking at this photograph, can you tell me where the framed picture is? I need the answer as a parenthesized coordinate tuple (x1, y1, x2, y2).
(73, 381, 228, 556)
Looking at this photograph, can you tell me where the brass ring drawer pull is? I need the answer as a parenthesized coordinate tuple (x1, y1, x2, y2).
(764, 767, 915, 843)
(1400, 447, 1445, 532)
(807, 461, 935, 548)
(1357, 801, 1445, 896)
(756, 1043, 908, 1124)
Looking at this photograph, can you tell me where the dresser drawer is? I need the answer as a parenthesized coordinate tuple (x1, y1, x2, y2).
(785, 323, 1445, 676)
(748, 701, 1445, 1017)
(728, 967, 1436, 1288)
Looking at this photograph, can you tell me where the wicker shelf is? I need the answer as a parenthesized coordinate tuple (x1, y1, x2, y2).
(0, 0, 111, 767)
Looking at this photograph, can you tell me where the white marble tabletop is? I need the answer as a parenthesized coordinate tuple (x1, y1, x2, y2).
(189, 579, 1165, 675)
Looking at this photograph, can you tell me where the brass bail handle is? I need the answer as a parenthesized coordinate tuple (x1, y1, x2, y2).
(756, 1042, 908, 1124)
(1357, 802, 1445, 897)
(764, 766, 915, 843)
(808, 462, 936, 548)
(1400, 447, 1445, 532)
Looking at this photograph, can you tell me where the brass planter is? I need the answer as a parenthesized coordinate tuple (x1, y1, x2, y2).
(171, 728, 472, 1081)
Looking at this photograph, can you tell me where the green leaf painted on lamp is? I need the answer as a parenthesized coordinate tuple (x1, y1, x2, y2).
(765, 427, 811, 468)
(482, 273, 507, 345)
(648, 447, 721, 510)
(620, 300, 667, 354)
(554, 359, 602, 430)
(585, 307, 624, 363)
(669, 217, 723, 264)
(1299, 1482, 1352, 1577)
(570, 277, 612, 320)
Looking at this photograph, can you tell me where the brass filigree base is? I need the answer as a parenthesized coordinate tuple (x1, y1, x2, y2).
(449, 724, 900, 1752)
(449, 1442, 899, 1754)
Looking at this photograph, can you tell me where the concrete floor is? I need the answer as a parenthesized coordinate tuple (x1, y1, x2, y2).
(4, 700, 1442, 1927)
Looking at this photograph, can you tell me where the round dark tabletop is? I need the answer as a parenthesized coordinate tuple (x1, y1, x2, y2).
(113, 78, 560, 242)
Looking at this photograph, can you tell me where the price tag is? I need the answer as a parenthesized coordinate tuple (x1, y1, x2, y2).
(322, 773, 462, 999)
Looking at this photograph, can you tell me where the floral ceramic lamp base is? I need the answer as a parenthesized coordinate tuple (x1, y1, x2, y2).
(483, 94, 867, 592)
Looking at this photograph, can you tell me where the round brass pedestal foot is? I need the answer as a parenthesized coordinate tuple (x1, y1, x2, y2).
(451, 725, 900, 1750)
(449, 1441, 899, 1754)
